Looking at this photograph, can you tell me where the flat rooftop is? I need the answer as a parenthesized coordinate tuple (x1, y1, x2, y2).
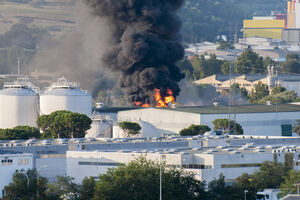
(159, 104, 300, 114)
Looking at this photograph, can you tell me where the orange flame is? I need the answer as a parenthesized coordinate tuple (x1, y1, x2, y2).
(134, 88, 175, 108)
(154, 88, 175, 107)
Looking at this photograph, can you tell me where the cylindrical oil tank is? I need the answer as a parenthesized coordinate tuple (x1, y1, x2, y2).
(40, 78, 92, 116)
(85, 120, 111, 138)
(0, 84, 39, 128)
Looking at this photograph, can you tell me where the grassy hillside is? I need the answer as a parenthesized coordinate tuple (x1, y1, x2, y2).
(0, 0, 75, 38)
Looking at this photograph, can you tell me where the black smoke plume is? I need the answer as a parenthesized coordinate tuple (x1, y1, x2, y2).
(83, 0, 185, 106)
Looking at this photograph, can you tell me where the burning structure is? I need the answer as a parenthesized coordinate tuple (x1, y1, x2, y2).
(84, 0, 185, 107)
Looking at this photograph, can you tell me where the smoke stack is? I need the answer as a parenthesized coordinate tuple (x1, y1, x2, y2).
(83, 0, 185, 106)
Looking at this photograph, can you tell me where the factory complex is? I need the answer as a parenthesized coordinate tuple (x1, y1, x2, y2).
(2, 135, 300, 197)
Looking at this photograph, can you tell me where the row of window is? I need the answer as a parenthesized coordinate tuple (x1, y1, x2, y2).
(1, 159, 13, 165)
(1, 158, 30, 166)
(78, 161, 121, 166)
(221, 163, 262, 168)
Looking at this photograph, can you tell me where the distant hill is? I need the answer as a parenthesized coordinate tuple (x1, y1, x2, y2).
(0, 0, 289, 42)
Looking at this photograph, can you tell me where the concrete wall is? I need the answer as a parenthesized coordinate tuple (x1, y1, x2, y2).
(118, 108, 200, 135)
(118, 108, 300, 136)
(0, 154, 33, 198)
(201, 111, 299, 136)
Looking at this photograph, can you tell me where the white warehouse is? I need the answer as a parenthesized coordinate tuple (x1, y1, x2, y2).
(0, 151, 33, 198)
(118, 104, 300, 137)
(66, 145, 300, 184)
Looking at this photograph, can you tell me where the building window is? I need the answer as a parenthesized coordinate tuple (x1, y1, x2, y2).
(18, 158, 29, 165)
(78, 161, 121, 166)
(221, 163, 262, 168)
(1, 159, 13, 165)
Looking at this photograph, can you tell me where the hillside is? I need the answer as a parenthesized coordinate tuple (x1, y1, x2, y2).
(0, 0, 288, 42)
(0, 0, 75, 38)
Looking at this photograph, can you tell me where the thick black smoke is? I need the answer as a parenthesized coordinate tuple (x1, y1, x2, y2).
(83, 0, 185, 106)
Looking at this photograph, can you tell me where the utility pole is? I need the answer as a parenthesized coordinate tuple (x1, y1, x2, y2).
(228, 61, 232, 133)
(17, 57, 20, 75)
(160, 154, 162, 200)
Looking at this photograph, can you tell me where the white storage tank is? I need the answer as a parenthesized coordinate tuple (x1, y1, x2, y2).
(0, 78, 39, 128)
(40, 77, 92, 116)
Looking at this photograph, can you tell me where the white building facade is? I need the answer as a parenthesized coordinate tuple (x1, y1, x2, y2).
(118, 105, 300, 137)
(66, 146, 300, 184)
(0, 152, 33, 198)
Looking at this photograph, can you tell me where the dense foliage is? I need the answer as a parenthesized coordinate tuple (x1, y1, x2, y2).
(4, 158, 299, 200)
(0, 126, 40, 140)
(119, 121, 141, 137)
(212, 118, 243, 135)
(179, 124, 211, 136)
(37, 110, 92, 138)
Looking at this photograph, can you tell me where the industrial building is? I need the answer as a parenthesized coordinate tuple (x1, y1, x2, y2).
(243, 17, 285, 39)
(194, 72, 300, 95)
(0, 77, 39, 129)
(66, 144, 300, 183)
(0, 151, 33, 198)
(40, 77, 92, 116)
(117, 104, 300, 137)
(0, 77, 93, 130)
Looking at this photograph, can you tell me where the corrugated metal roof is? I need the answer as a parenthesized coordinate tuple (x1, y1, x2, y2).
(0, 88, 38, 96)
(158, 104, 300, 114)
(41, 88, 90, 96)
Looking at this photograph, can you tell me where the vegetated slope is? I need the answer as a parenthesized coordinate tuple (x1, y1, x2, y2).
(0, 0, 75, 38)
(179, 0, 287, 43)
(0, 0, 289, 43)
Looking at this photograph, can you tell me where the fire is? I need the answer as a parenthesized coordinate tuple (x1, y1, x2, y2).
(134, 101, 150, 107)
(154, 88, 175, 107)
(134, 88, 175, 108)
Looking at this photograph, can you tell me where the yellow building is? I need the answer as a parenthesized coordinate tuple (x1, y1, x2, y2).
(243, 19, 285, 39)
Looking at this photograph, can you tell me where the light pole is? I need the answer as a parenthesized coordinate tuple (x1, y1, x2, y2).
(244, 190, 248, 200)
(17, 171, 29, 189)
(160, 154, 162, 200)
(37, 165, 47, 199)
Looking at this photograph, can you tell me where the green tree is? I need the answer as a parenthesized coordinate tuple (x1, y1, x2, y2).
(293, 120, 300, 135)
(119, 121, 141, 137)
(252, 161, 287, 190)
(0, 126, 40, 140)
(93, 156, 208, 200)
(280, 54, 300, 74)
(192, 54, 224, 80)
(271, 86, 286, 95)
(280, 170, 300, 197)
(37, 111, 92, 139)
(248, 82, 269, 104)
(80, 177, 96, 200)
(46, 176, 81, 200)
(234, 161, 288, 200)
(235, 49, 265, 74)
(179, 124, 211, 136)
(221, 61, 230, 75)
(217, 40, 234, 50)
(3, 169, 48, 200)
(208, 174, 241, 200)
(212, 118, 243, 135)
(230, 83, 248, 99)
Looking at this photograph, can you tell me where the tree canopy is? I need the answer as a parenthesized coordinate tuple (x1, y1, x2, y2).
(0, 126, 40, 140)
(37, 110, 92, 139)
(212, 118, 243, 135)
(235, 49, 265, 74)
(119, 121, 141, 137)
(179, 124, 211, 136)
(3, 169, 48, 200)
(93, 156, 207, 200)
